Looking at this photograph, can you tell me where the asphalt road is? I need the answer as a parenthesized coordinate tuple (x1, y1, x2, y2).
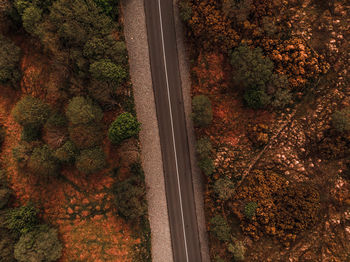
(144, 0, 202, 261)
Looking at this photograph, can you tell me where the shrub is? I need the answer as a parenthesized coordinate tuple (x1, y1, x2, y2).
(21, 124, 41, 142)
(0, 35, 21, 86)
(108, 112, 141, 145)
(209, 215, 231, 242)
(198, 156, 215, 176)
(271, 88, 292, 109)
(113, 176, 147, 221)
(12, 96, 50, 127)
(179, 1, 192, 22)
(69, 123, 104, 149)
(14, 225, 62, 262)
(243, 87, 271, 109)
(244, 201, 258, 219)
(228, 241, 245, 261)
(22, 5, 42, 34)
(192, 95, 213, 127)
(213, 178, 235, 201)
(65, 96, 103, 125)
(28, 145, 59, 178)
(93, 0, 117, 17)
(0, 124, 5, 147)
(76, 147, 106, 174)
(90, 59, 127, 84)
(195, 136, 212, 159)
(6, 204, 38, 234)
(12, 141, 35, 166)
(331, 108, 350, 133)
(54, 140, 77, 163)
(230, 45, 274, 90)
(0, 228, 16, 262)
(45, 112, 67, 129)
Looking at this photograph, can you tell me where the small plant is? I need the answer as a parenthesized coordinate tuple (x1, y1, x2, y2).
(213, 178, 235, 201)
(179, 1, 192, 22)
(28, 145, 59, 178)
(12, 96, 50, 127)
(192, 95, 213, 127)
(108, 112, 141, 145)
(14, 225, 62, 262)
(90, 59, 127, 84)
(209, 215, 231, 242)
(76, 147, 106, 174)
(65, 96, 103, 126)
(195, 136, 212, 159)
(244, 201, 258, 219)
(0, 187, 11, 209)
(54, 141, 77, 163)
(243, 87, 271, 109)
(6, 203, 38, 234)
(228, 241, 245, 261)
(0, 124, 5, 147)
(198, 156, 215, 176)
(331, 108, 350, 133)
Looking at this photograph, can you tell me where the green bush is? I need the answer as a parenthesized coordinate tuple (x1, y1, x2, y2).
(243, 86, 271, 109)
(228, 241, 245, 261)
(198, 156, 215, 176)
(76, 147, 106, 174)
(21, 124, 41, 142)
(179, 1, 192, 22)
(331, 108, 350, 133)
(93, 0, 118, 17)
(108, 112, 141, 145)
(210, 215, 231, 242)
(12, 96, 50, 127)
(6, 204, 38, 234)
(54, 140, 77, 163)
(230, 44, 274, 90)
(113, 176, 147, 221)
(65, 96, 103, 126)
(14, 225, 62, 262)
(213, 178, 235, 201)
(22, 5, 42, 34)
(90, 59, 127, 84)
(0, 35, 21, 86)
(244, 201, 258, 219)
(195, 137, 212, 159)
(192, 95, 213, 127)
(28, 145, 59, 178)
(69, 123, 104, 149)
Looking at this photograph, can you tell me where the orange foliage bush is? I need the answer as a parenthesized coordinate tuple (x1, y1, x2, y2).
(231, 170, 320, 244)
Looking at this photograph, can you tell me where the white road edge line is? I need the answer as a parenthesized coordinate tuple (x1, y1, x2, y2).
(157, 0, 190, 261)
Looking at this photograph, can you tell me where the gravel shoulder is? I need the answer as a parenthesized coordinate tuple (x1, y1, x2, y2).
(122, 1, 173, 261)
(173, 1, 211, 261)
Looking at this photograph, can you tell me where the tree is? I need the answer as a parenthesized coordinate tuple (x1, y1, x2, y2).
(213, 178, 235, 201)
(0, 124, 5, 147)
(179, 1, 192, 22)
(89, 59, 127, 84)
(192, 95, 213, 127)
(6, 204, 38, 234)
(0, 35, 21, 86)
(228, 241, 245, 261)
(20, 124, 41, 142)
(331, 108, 350, 133)
(22, 5, 42, 34)
(14, 225, 62, 262)
(0, 228, 16, 262)
(75, 147, 106, 174)
(12, 96, 50, 127)
(210, 215, 231, 242)
(243, 86, 271, 109)
(195, 137, 212, 159)
(0, 187, 11, 209)
(244, 201, 258, 219)
(68, 123, 104, 149)
(28, 145, 59, 178)
(108, 112, 141, 145)
(65, 96, 103, 126)
(54, 140, 77, 163)
(113, 176, 147, 221)
(230, 45, 274, 90)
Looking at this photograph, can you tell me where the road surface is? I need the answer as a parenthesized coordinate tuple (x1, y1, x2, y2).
(144, 0, 202, 261)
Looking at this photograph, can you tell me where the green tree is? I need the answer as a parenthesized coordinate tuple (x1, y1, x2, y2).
(76, 147, 106, 174)
(14, 225, 62, 262)
(68, 123, 104, 149)
(0, 35, 21, 86)
(198, 156, 214, 176)
(28, 145, 59, 178)
(228, 241, 245, 261)
(243, 86, 271, 109)
(113, 176, 147, 221)
(22, 5, 42, 34)
(210, 215, 231, 242)
(108, 112, 141, 145)
(0, 124, 5, 147)
(244, 201, 258, 219)
(20, 124, 41, 142)
(90, 59, 127, 84)
(213, 178, 235, 200)
(12, 96, 50, 127)
(65, 96, 103, 125)
(195, 137, 212, 159)
(0, 187, 11, 209)
(0, 228, 16, 262)
(179, 1, 192, 22)
(54, 140, 77, 163)
(192, 95, 213, 127)
(6, 204, 38, 234)
(331, 108, 350, 133)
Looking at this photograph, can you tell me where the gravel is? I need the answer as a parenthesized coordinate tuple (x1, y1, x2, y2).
(122, 0, 173, 261)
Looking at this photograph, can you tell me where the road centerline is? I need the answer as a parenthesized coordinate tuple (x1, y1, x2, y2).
(157, 0, 190, 261)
